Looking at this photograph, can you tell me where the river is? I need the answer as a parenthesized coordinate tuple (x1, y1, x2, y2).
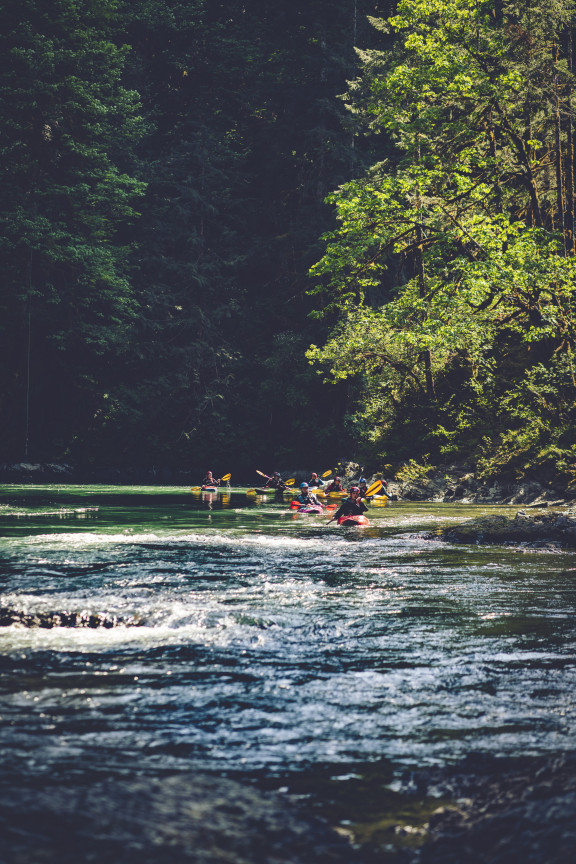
(1, 484, 576, 790)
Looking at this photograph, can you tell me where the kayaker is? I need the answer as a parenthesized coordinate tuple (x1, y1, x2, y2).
(324, 476, 345, 494)
(358, 477, 369, 497)
(327, 486, 368, 523)
(201, 471, 220, 487)
(308, 472, 325, 488)
(296, 482, 321, 507)
(265, 471, 287, 490)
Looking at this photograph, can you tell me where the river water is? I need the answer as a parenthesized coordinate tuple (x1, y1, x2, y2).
(1, 484, 576, 789)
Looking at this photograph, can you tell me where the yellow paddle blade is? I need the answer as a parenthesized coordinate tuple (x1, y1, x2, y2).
(256, 469, 269, 478)
(321, 470, 333, 478)
(190, 486, 201, 492)
(285, 478, 295, 486)
(221, 473, 231, 481)
(246, 489, 256, 494)
(365, 480, 383, 497)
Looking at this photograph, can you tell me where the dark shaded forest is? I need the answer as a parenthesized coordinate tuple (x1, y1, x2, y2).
(3, 0, 576, 486)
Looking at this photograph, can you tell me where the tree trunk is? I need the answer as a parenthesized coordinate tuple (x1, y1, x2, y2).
(566, 27, 575, 254)
(415, 221, 435, 400)
(554, 45, 566, 243)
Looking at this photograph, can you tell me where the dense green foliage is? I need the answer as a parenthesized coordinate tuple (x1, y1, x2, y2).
(308, 0, 576, 484)
(1, 0, 394, 475)
(2, 0, 576, 483)
(0, 0, 145, 461)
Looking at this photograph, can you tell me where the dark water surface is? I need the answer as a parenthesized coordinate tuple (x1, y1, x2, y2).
(1, 485, 575, 787)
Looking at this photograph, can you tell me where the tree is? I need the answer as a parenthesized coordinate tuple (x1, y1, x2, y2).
(0, 0, 144, 460)
(307, 0, 576, 472)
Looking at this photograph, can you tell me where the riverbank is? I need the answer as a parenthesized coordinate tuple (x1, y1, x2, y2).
(2, 459, 574, 507)
(1, 754, 574, 864)
(380, 463, 576, 508)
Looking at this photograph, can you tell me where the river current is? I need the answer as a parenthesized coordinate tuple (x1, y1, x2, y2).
(1, 485, 575, 787)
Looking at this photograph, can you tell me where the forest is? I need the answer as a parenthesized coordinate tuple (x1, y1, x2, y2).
(2, 0, 576, 486)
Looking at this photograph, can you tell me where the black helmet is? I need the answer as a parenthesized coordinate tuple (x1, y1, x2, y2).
(274, 472, 280, 477)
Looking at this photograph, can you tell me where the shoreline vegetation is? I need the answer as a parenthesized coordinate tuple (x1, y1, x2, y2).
(4, 1, 576, 490)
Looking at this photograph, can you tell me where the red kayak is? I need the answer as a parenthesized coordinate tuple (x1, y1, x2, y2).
(202, 486, 218, 492)
(295, 505, 323, 514)
(337, 514, 370, 527)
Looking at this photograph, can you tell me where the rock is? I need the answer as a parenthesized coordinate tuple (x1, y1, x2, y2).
(413, 755, 576, 864)
(0, 462, 74, 482)
(0, 774, 363, 864)
(1, 757, 575, 864)
(0, 606, 141, 629)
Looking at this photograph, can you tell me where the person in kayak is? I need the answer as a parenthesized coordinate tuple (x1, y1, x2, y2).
(296, 482, 322, 507)
(201, 471, 220, 487)
(264, 471, 287, 490)
(324, 476, 345, 494)
(327, 486, 368, 523)
(359, 476, 387, 497)
(308, 472, 325, 488)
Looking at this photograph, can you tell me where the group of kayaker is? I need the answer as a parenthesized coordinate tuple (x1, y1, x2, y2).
(292, 476, 377, 523)
(197, 467, 386, 524)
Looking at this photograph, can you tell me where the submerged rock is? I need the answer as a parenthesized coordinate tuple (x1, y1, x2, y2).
(413, 754, 576, 864)
(0, 606, 141, 629)
(1, 755, 575, 864)
(0, 774, 363, 864)
(426, 508, 576, 549)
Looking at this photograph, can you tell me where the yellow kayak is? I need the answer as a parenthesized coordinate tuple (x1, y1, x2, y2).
(370, 494, 388, 506)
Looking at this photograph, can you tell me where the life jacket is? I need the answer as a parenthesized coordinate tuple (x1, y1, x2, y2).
(337, 497, 368, 517)
(297, 492, 318, 505)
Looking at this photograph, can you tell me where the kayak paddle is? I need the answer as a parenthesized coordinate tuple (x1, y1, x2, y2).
(364, 479, 383, 497)
(256, 470, 294, 488)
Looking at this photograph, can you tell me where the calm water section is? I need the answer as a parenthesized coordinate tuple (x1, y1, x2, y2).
(1, 484, 575, 785)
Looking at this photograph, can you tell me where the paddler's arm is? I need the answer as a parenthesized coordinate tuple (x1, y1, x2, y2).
(327, 504, 344, 524)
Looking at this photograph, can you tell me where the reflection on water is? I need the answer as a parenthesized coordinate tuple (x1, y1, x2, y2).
(1, 485, 576, 784)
